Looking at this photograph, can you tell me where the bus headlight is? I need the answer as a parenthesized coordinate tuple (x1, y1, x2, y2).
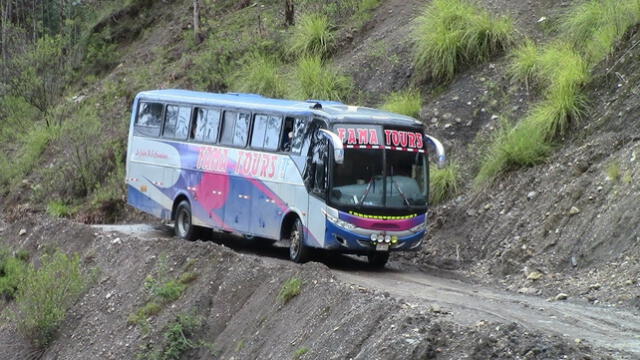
(323, 210, 356, 230)
(410, 221, 427, 233)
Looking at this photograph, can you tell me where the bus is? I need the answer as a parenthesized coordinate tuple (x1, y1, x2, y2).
(126, 89, 446, 267)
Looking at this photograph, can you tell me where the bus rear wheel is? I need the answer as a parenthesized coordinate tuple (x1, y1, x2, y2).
(175, 200, 197, 241)
(289, 217, 310, 263)
(367, 252, 389, 268)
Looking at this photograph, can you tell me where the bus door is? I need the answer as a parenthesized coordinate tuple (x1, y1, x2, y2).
(305, 122, 330, 248)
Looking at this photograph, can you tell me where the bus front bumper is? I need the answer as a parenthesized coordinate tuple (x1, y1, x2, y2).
(323, 220, 424, 254)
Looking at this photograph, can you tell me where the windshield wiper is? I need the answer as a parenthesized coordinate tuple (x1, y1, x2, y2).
(358, 177, 376, 206)
(388, 175, 411, 207)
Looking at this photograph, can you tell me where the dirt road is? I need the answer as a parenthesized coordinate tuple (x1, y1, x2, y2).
(94, 224, 640, 358)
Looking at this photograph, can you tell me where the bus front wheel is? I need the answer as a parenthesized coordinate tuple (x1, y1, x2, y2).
(367, 252, 389, 268)
(175, 200, 197, 241)
(289, 218, 310, 263)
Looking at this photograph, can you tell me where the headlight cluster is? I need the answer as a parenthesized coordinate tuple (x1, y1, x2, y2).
(325, 212, 356, 230)
(370, 233, 398, 244)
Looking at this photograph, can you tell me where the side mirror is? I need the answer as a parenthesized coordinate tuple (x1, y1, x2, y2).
(424, 134, 446, 169)
(319, 129, 344, 164)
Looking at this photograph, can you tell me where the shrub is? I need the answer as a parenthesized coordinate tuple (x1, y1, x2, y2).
(47, 200, 72, 218)
(278, 277, 302, 304)
(288, 13, 335, 58)
(137, 314, 209, 360)
(413, 0, 514, 81)
(189, 37, 234, 92)
(161, 315, 201, 360)
(292, 56, 351, 101)
(0, 249, 28, 301)
(429, 162, 460, 205)
(13, 251, 88, 348)
(230, 53, 286, 98)
(381, 89, 423, 118)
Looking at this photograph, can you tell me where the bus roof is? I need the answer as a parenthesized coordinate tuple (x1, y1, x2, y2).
(136, 89, 423, 128)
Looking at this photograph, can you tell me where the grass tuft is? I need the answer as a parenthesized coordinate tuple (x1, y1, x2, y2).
(293, 347, 310, 360)
(127, 302, 162, 325)
(46, 200, 72, 218)
(559, 0, 640, 62)
(412, 0, 514, 81)
(508, 39, 540, 85)
(231, 53, 286, 98)
(291, 56, 352, 101)
(381, 89, 423, 118)
(278, 277, 302, 304)
(429, 162, 461, 205)
(289, 13, 335, 58)
(475, 118, 552, 186)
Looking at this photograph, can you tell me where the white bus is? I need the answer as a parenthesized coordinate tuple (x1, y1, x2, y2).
(126, 90, 445, 267)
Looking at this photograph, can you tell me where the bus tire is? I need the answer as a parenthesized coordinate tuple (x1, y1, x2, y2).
(367, 252, 389, 268)
(174, 200, 197, 241)
(289, 217, 310, 263)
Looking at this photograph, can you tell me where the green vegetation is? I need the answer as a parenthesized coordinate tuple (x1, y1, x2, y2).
(293, 347, 310, 360)
(46, 200, 72, 218)
(278, 277, 302, 304)
(129, 257, 198, 326)
(12, 251, 89, 348)
(0, 248, 29, 301)
(381, 89, 423, 118)
(606, 161, 622, 181)
(288, 13, 335, 58)
(189, 36, 234, 92)
(475, 119, 552, 186)
(412, 0, 514, 81)
(559, 0, 640, 62)
(231, 53, 287, 98)
(508, 40, 540, 85)
(292, 56, 351, 101)
(137, 314, 213, 360)
(430, 162, 461, 205)
(475, 0, 638, 185)
(128, 302, 163, 325)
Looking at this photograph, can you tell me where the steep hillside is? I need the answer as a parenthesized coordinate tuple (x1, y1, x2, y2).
(0, 217, 605, 359)
(1, 0, 640, 358)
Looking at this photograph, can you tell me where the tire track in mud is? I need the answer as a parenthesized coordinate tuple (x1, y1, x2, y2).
(334, 269, 640, 357)
(96, 224, 640, 358)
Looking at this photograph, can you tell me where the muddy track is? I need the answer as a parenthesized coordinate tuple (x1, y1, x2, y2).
(95, 224, 640, 358)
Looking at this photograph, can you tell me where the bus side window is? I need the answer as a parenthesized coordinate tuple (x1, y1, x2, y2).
(220, 111, 236, 145)
(135, 102, 163, 137)
(284, 117, 306, 153)
(192, 108, 220, 143)
(163, 105, 191, 140)
(251, 114, 269, 149)
(233, 112, 251, 147)
(264, 115, 282, 150)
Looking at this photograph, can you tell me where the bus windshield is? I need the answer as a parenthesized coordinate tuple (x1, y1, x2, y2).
(330, 149, 427, 209)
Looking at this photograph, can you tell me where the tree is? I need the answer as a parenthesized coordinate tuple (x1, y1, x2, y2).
(193, 0, 202, 44)
(285, 0, 294, 27)
(5, 35, 68, 127)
